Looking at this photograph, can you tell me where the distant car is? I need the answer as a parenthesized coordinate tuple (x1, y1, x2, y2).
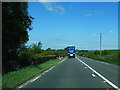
(67, 46, 76, 58)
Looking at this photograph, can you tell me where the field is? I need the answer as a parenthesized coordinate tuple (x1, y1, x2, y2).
(2, 58, 64, 89)
(77, 50, 120, 66)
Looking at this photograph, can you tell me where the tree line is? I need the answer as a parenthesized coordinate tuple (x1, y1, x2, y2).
(2, 2, 67, 74)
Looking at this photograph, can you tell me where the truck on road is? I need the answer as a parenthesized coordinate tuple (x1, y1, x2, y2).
(67, 46, 76, 58)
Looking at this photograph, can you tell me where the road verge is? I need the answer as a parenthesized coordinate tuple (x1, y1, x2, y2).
(2, 57, 67, 89)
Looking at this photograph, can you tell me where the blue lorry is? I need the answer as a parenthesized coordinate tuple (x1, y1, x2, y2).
(67, 46, 76, 58)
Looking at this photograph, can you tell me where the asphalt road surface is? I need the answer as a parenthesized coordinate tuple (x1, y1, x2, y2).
(19, 56, 119, 89)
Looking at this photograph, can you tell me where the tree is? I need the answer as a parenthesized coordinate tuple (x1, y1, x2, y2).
(64, 47, 68, 51)
(31, 43, 41, 54)
(2, 2, 34, 73)
(46, 48, 51, 51)
(38, 41, 42, 49)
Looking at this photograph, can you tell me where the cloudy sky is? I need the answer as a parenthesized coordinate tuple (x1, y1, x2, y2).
(27, 2, 118, 50)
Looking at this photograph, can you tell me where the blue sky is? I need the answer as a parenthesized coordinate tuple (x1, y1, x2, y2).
(27, 2, 118, 50)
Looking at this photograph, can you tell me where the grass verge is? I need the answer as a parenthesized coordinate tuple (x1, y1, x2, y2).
(2, 57, 64, 89)
(77, 50, 120, 66)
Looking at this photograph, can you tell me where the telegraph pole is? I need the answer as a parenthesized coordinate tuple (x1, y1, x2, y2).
(100, 33, 102, 57)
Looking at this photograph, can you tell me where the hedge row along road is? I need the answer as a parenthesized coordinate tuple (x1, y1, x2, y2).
(2, 57, 65, 89)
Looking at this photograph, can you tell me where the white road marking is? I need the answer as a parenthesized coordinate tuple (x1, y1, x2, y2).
(85, 67, 87, 68)
(56, 57, 67, 65)
(17, 57, 67, 89)
(92, 74, 96, 77)
(30, 76, 41, 82)
(103, 81, 106, 83)
(76, 57, 120, 90)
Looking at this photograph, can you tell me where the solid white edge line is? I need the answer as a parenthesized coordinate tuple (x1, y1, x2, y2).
(17, 57, 67, 89)
(76, 57, 120, 90)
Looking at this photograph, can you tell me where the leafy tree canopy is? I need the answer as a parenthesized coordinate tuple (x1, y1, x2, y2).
(2, 2, 34, 73)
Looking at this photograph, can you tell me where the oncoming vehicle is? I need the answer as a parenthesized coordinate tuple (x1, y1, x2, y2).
(67, 46, 76, 58)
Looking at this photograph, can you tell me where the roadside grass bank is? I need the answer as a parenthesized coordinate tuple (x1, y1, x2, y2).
(77, 50, 120, 66)
(2, 57, 65, 89)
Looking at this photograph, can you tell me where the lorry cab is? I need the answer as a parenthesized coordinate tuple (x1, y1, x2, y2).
(67, 46, 76, 58)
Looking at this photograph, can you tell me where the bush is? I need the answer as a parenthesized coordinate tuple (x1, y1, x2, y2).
(102, 50, 108, 55)
(32, 54, 57, 65)
(94, 50, 100, 55)
(18, 53, 33, 67)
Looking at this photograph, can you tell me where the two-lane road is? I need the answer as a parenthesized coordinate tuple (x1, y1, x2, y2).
(18, 56, 119, 89)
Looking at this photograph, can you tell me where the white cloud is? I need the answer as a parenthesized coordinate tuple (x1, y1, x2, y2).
(32, 0, 60, 2)
(26, 41, 38, 46)
(42, 2, 54, 11)
(84, 11, 104, 16)
(55, 34, 63, 37)
(28, 0, 119, 2)
(91, 33, 97, 36)
(28, 41, 38, 44)
(84, 13, 92, 16)
(54, 6, 65, 14)
(41, 2, 66, 15)
(109, 30, 114, 34)
(27, 41, 44, 45)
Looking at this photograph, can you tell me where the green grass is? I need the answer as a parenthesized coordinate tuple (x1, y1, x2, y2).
(0, 75, 2, 90)
(2, 58, 64, 89)
(77, 50, 120, 66)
